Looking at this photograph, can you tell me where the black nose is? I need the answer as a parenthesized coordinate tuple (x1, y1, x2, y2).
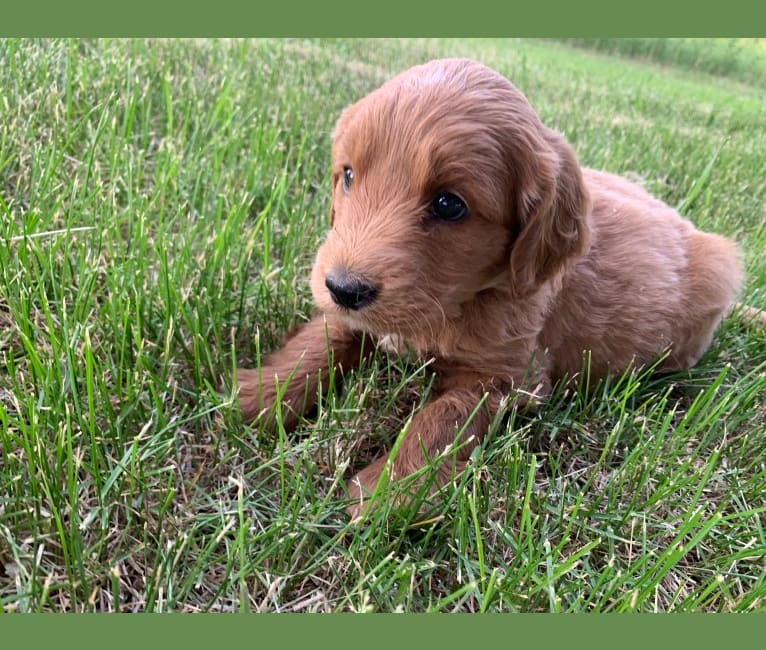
(325, 270, 377, 310)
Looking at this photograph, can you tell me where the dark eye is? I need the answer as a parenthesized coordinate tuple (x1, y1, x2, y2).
(342, 166, 354, 192)
(430, 192, 468, 222)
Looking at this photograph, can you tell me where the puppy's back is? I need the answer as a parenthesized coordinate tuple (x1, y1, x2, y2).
(541, 169, 742, 380)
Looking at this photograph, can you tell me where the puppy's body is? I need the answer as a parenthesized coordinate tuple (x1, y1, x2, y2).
(541, 168, 741, 382)
(237, 58, 744, 515)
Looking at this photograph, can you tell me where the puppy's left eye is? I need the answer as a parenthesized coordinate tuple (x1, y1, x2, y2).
(342, 166, 354, 192)
(430, 192, 468, 222)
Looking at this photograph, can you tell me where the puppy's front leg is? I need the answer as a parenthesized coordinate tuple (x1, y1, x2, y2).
(237, 314, 368, 430)
(347, 378, 503, 518)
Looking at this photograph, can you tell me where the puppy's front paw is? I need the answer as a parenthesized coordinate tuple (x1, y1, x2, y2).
(346, 456, 391, 521)
(235, 368, 268, 422)
(345, 454, 471, 521)
(236, 366, 303, 431)
(237, 366, 284, 422)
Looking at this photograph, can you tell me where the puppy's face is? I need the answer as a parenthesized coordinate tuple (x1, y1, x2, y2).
(310, 59, 589, 342)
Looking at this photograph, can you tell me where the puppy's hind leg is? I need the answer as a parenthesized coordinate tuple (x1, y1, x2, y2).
(236, 314, 370, 430)
(663, 231, 744, 371)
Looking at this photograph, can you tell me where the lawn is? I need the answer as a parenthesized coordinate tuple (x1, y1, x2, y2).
(0, 38, 764, 612)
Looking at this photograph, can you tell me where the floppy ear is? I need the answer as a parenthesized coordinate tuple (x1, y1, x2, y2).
(509, 128, 591, 299)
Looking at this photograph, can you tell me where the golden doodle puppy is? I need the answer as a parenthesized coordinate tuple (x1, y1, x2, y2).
(237, 58, 749, 516)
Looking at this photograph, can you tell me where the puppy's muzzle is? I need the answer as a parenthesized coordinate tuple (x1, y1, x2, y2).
(325, 269, 377, 311)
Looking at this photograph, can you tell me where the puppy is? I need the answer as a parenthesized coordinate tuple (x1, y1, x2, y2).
(237, 58, 747, 517)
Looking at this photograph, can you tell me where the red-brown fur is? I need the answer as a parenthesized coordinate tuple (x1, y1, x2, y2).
(237, 58, 747, 518)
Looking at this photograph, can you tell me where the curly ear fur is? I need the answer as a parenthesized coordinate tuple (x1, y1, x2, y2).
(510, 128, 591, 298)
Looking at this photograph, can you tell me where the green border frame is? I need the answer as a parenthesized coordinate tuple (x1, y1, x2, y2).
(2, 0, 766, 36)
(1, 2, 765, 646)
(2, 613, 765, 646)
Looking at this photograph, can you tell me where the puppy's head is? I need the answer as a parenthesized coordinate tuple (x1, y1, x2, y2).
(311, 58, 590, 341)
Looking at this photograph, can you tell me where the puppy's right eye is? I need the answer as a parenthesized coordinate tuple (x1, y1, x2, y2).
(342, 166, 354, 193)
(430, 192, 468, 222)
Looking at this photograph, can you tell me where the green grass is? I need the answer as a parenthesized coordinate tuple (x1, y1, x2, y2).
(558, 38, 766, 87)
(1, 38, 765, 612)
